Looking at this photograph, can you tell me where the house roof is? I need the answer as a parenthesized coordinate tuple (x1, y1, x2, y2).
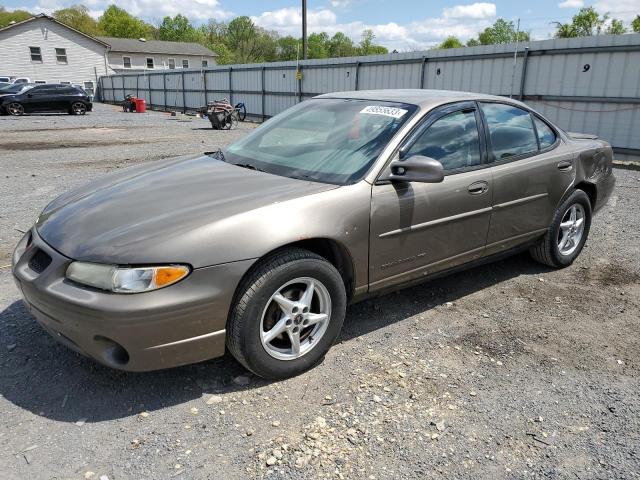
(97, 37, 218, 57)
(0, 14, 110, 47)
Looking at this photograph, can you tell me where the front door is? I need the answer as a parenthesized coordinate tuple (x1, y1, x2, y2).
(369, 102, 493, 292)
(478, 102, 575, 255)
(22, 86, 56, 113)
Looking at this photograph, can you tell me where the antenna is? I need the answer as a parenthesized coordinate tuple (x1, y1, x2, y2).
(510, 18, 521, 99)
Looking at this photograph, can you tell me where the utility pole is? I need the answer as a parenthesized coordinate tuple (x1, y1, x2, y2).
(302, 0, 308, 59)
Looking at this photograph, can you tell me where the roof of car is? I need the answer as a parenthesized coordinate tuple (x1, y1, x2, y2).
(316, 89, 525, 109)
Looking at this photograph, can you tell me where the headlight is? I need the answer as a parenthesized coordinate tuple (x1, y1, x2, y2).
(66, 262, 190, 293)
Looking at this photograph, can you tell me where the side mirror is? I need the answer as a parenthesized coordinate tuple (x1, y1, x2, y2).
(386, 155, 444, 183)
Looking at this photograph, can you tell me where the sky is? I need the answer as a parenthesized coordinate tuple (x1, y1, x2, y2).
(3, 0, 640, 49)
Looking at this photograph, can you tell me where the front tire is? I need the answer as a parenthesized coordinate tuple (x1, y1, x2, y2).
(530, 189, 592, 268)
(7, 102, 24, 116)
(227, 248, 347, 379)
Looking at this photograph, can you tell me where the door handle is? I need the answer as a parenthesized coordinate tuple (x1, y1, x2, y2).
(467, 181, 489, 195)
(557, 160, 573, 172)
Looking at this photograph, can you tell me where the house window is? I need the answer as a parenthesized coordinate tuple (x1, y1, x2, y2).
(146, 57, 154, 69)
(60, 81, 71, 85)
(29, 46, 42, 62)
(168, 58, 176, 69)
(55, 48, 67, 63)
(84, 81, 94, 96)
(182, 59, 189, 68)
(123, 56, 131, 68)
(35, 80, 47, 84)
(202, 60, 208, 68)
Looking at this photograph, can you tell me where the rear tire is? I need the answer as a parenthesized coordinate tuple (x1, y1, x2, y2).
(530, 189, 592, 268)
(70, 102, 87, 115)
(227, 248, 347, 380)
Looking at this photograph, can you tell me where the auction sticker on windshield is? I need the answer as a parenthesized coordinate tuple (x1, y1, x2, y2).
(360, 105, 408, 119)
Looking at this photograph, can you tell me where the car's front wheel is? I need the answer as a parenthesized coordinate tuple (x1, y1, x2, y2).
(70, 102, 87, 115)
(530, 189, 592, 267)
(227, 248, 347, 379)
(7, 102, 24, 116)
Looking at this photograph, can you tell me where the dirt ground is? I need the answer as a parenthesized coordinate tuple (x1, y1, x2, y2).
(1, 105, 639, 480)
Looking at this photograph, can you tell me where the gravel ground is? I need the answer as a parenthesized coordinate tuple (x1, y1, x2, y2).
(1, 104, 639, 480)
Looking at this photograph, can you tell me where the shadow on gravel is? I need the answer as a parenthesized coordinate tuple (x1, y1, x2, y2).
(0, 252, 548, 423)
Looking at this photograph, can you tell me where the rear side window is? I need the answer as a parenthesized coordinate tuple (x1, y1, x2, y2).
(405, 110, 481, 171)
(533, 116, 556, 149)
(481, 103, 538, 160)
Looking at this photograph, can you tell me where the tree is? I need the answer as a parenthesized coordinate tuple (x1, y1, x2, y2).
(277, 36, 299, 61)
(53, 5, 102, 36)
(98, 5, 154, 39)
(158, 14, 201, 42)
(358, 29, 388, 55)
(307, 32, 329, 58)
(466, 38, 480, 47)
(631, 15, 640, 33)
(328, 32, 356, 57)
(606, 19, 626, 35)
(476, 18, 529, 45)
(226, 16, 278, 63)
(554, 7, 612, 38)
(437, 36, 463, 49)
(0, 6, 32, 28)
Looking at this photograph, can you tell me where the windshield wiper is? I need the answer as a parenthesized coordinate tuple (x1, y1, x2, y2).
(205, 148, 227, 162)
(232, 163, 267, 173)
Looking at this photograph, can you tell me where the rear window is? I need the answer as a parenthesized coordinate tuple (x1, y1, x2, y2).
(481, 103, 538, 160)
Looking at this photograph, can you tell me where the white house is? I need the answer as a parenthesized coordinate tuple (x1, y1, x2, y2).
(0, 14, 110, 96)
(0, 14, 218, 97)
(98, 37, 218, 72)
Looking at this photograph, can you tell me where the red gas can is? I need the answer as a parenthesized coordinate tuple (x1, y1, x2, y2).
(134, 98, 146, 113)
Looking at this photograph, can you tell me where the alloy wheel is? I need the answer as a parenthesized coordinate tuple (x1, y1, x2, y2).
(260, 277, 332, 361)
(72, 102, 87, 115)
(7, 103, 24, 116)
(557, 203, 585, 256)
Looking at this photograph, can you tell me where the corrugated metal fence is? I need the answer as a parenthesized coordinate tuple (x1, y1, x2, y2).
(99, 34, 640, 157)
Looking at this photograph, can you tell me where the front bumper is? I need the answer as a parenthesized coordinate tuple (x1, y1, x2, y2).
(12, 227, 255, 371)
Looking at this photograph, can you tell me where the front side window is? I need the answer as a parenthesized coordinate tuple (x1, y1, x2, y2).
(533, 116, 557, 149)
(182, 59, 189, 68)
(225, 98, 417, 185)
(123, 56, 131, 68)
(481, 103, 538, 160)
(55, 48, 67, 63)
(168, 58, 176, 69)
(146, 57, 154, 69)
(202, 60, 208, 67)
(405, 109, 481, 171)
(29, 46, 42, 62)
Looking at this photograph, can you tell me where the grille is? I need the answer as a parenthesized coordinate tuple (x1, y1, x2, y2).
(28, 249, 52, 274)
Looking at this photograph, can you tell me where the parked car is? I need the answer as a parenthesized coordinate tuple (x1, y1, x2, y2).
(0, 81, 11, 90)
(1, 83, 92, 115)
(12, 77, 31, 84)
(12, 89, 615, 379)
(0, 76, 10, 83)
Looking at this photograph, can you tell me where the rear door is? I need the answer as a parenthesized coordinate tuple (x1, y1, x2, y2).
(480, 102, 574, 255)
(369, 101, 493, 291)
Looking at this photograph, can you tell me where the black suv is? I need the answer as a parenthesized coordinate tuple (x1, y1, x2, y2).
(1, 84, 92, 116)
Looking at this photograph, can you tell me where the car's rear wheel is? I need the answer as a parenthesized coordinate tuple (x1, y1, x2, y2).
(530, 189, 592, 267)
(70, 102, 87, 115)
(227, 247, 347, 379)
(7, 102, 24, 116)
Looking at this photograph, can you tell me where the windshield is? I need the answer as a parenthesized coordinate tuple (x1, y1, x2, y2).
(0, 83, 32, 94)
(225, 98, 417, 184)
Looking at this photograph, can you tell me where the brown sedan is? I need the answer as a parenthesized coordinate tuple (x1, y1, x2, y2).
(12, 90, 615, 379)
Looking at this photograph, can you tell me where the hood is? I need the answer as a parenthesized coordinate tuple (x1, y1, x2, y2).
(36, 155, 338, 267)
